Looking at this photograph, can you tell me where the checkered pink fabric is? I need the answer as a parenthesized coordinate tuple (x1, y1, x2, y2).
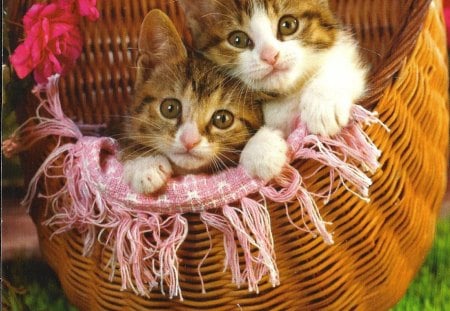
(5, 75, 386, 299)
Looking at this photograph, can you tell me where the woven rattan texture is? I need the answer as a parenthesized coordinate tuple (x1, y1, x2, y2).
(7, 0, 449, 310)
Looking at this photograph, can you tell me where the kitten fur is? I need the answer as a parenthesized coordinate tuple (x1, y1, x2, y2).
(179, 0, 367, 136)
(121, 10, 264, 194)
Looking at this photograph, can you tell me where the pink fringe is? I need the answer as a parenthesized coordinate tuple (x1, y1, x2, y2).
(4, 75, 386, 299)
(2, 76, 82, 158)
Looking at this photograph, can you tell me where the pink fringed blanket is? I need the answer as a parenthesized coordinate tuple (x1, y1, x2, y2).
(4, 75, 386, 300)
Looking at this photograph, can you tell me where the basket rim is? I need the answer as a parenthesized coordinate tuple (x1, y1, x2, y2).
(362, 0, 433, 109)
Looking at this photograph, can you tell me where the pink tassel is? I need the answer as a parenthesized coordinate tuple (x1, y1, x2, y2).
(2, 137, 21, 158)
(296, 187, 334, 245)
(222, 199, 279, 293)
(158, 214, 188, 300)
(196, 218, 213, 294)
(200, 212, 241, 286)
(260, 165, 334, 245)
(108, 211, 190, 299)
(260, 165, 301, 202)
(3, 75, 82, 158)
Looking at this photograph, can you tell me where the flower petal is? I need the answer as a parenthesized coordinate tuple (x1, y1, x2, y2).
(12, 2, 84, 83)
(10, 43, 34, 78)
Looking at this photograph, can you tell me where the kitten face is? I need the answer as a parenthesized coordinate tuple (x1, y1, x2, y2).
(123, 54, 263, 175)
(180, 0, 338, 94)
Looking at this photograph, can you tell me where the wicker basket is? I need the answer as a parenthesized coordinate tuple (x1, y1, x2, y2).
(7, 0, 448, 310)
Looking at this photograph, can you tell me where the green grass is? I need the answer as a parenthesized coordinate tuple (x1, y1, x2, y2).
(392, 217, 450, 311)
(2, 219, 449, 310)
(2, 261, 77, 311)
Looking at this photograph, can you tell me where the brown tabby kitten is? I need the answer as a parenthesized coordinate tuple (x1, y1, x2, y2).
(120, 10, 264, 194)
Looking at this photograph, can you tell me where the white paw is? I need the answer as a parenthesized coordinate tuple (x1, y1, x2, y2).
(240, 126, 288, 182)
(300, 85, 353, 137)
(123, 155, 173, 194)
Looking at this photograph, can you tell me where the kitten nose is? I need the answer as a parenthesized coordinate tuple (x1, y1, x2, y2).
(183, 138, 200, 151)
(260, 47, 279, 65)
(180, 124, 201, 152)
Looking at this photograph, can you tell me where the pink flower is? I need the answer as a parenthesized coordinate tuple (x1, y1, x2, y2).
(10, 3, 83, 84)
(58, 0, 100, 21)
(78, 0, 100, 20)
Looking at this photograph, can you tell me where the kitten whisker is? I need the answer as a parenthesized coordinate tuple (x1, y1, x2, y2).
(216, 153, 239, 168)
(120, 144, 158, 161)
(211, 155, 229, 173)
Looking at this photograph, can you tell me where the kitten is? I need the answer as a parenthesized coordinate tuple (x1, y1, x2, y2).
(179, 0, 367, 180)
(121, 10, 264, 194)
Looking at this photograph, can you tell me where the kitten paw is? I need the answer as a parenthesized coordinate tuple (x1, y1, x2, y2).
(123, 155, 173, 194)
(240, 126, 288, 182)
(300, 86, 353, 137)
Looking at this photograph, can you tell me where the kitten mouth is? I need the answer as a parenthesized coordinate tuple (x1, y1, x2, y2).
(169, 152, 210, 170)
(261, 65, 289, 80)
(173, 151, 204, 160)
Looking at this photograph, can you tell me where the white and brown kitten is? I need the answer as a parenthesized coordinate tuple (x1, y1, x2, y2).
(121, 10, 264, 194)
(179, 0, 367, 180)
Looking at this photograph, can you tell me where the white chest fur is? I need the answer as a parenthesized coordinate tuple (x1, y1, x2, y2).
(263, 94, 301, 138)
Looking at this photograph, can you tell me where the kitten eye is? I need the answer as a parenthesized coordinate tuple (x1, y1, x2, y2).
(212, 110, 234, 129)
(160, 98, 182, 119)
(228, 31, 252, 49)
(279, 16, 298, 36)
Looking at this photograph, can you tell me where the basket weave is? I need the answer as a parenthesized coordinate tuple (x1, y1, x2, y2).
(7, 0, 449, 310)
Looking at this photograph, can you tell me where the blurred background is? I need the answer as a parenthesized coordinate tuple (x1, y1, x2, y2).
(2, 2, 450, 311)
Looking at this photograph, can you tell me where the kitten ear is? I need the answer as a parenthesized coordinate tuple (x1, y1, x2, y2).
(177, 0, 219, 44)
(136, 9, 187, 84)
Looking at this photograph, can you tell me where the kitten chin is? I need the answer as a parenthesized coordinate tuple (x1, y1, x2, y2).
(170, 162, 213, 176)
(166, 136, 216, 175)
